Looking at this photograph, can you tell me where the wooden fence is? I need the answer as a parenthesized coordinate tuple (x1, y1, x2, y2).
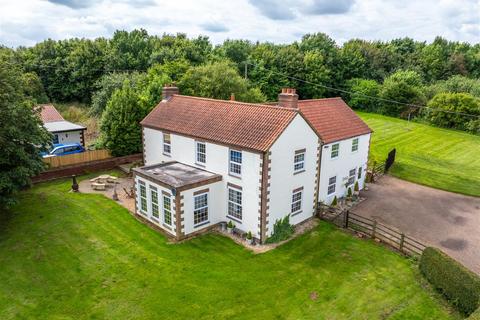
(43, 149, 111, 168)
(319, 205, 426, 257)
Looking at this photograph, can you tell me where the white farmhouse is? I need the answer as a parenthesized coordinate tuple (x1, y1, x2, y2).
(134, 86, 371, 243)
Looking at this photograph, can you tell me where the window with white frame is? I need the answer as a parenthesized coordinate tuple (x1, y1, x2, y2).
(139, 180, 147, 213)
(347, 168, 356, 186)
(291, 188, 303, 214)
(352, 138, 359, 152)
(163, 195, 172, 226)
(358, 166, 362, 179)
(327, 176, 336, 195)
(150, 186, 159, 219)
(194, 193, 208, 225)
(196, 141, 206, 164)
(229, 150, 242, 176)
(163, 133, 171, 155)
(293, 150, 305, 173)
(228, 188, 242, 220)
(331, 143, 339, 159)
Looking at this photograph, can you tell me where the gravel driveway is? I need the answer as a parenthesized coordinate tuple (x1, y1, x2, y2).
(355, 175, 480, 274)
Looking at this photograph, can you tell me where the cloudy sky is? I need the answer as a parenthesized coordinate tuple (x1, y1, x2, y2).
(0, 0, 479, 47)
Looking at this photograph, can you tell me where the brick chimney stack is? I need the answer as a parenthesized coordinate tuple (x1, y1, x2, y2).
(162, 83, 179, 100)
(230, 93, 235, 101)
(278, 88, 298, 109)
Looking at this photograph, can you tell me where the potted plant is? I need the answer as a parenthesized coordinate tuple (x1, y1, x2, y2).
(227, 221, 235, 234)
(347, 187, 353, 201)
(353, 181, 360, 197)
(246, 231, 253, 245)
(331, 196, 338, 208)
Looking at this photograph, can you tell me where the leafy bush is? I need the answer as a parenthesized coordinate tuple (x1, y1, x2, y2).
(265, 215, 294, 244)
(246, 231, 252, 240)
(420, 247, 480, 315)
(424, 92, 480, 133)
(227, 221, 234, 229)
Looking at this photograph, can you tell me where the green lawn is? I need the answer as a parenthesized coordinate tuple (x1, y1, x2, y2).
(0, 177, 459, 319)
(359, 112, 480, 197)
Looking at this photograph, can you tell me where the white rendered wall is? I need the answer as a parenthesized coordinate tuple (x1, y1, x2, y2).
(318, 133, 370, 205)
(182, 181, 223, 235)
(135, 175, 176, 236)
(267, 115, 319, 236)
(54, 130, 82, 145)
(143, 127, 262, 236)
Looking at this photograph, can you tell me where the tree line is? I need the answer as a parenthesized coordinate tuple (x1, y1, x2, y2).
(1, 29, 479, 207)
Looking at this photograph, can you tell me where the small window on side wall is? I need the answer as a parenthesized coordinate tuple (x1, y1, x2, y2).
(352, 138, 359, 152)
(163, 133, 171, 155)
(331, 143, 339, 159)
(291, 188, 303, 214)
(293, 149, 305, 173)
(327, 176, 336, 195)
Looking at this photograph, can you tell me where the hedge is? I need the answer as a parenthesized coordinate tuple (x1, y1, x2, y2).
(420, 247, 480, 315)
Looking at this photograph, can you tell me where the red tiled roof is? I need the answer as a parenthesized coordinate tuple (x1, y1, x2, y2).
(298, 98, 372, 144)
(141, 95, 298, 152)
(37, 104, 64, 123)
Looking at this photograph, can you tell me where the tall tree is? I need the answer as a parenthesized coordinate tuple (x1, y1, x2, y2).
(178, 60, 265, 102)
(106, 29, 153, 71)
(90, 71, 147, 116)
(0, 53, 51, 208)
(100, 81, 147, 156)
(379, 70, 425, 117)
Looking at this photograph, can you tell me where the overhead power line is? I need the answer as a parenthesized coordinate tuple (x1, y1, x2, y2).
(244, 61, 480, 119)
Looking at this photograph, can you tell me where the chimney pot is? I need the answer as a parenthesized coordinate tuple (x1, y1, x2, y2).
(162, 85, 179, 100)
(278, 87, 299, 109)
(230, 93, 235, 101)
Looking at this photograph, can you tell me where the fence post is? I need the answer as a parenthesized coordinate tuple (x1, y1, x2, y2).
(372, 220, 377, 239)
(344, 210, 349, 229)
(399, 233, 405, 252)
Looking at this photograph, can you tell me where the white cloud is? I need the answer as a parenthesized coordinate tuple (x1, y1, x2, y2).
(0, 0, 478, 48)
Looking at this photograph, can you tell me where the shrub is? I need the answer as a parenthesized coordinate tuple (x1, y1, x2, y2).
(331, 196, 338, 207)
(354, 181, 359, 192)
(420, 247, 480, 315)
(265, 215, 294, 244)
(347, 187, 353, 198)
(227, 221, 234, 229)
(246, 231, 252, 240)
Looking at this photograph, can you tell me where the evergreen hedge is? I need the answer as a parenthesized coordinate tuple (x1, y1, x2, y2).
(420, 247, 480, 315)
